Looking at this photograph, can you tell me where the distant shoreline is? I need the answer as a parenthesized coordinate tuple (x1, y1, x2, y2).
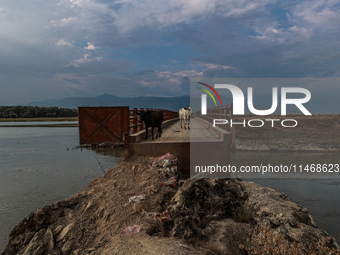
(0, 117, 79, 127)
(0, 117, 78, 122)
(0, 124, 78, 127)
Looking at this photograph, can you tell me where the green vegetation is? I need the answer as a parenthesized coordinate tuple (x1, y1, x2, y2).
(0, 106, 78, 119)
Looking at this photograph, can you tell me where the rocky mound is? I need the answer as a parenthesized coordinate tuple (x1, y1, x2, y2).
(2, 153, 340, 255)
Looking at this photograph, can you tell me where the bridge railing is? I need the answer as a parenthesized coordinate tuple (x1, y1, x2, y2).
(196, 104, 236, 146)
(129, 108, 179, 134)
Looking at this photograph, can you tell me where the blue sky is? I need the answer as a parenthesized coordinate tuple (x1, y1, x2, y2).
(1, 0, 340, 105)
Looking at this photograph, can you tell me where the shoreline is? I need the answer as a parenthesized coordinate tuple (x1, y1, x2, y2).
(2, 153, 340, 255)
(0, 117, 78, 122)
(0, 124, 78, 128)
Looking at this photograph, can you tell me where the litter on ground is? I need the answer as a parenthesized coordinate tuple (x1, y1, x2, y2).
(121, 225, 141, 235)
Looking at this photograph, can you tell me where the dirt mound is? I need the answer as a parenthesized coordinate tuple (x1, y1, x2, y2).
(2, 153, 340, 255)
(2, 153, 205, 255)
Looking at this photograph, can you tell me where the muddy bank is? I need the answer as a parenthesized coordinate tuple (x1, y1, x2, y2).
(236, 138, 340, 151)
(2, 153, 340, 255)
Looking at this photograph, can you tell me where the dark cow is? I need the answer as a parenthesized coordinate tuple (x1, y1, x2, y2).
(138, 110, 163, 140)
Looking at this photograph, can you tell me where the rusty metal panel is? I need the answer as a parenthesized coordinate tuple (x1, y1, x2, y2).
(78, 107, 130, 144)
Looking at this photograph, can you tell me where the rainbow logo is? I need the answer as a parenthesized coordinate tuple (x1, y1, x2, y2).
(197, 82, 223, 106)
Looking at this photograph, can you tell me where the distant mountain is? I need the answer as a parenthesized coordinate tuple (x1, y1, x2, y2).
(29, 94, 190, 112)
(29, 93, 328, 114)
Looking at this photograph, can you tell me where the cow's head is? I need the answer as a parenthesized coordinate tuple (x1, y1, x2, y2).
(137, 110, 146, 123)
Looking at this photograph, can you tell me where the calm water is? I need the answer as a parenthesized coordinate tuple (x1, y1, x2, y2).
(0, 124, 122, 251)
(232, 151, 340, 243)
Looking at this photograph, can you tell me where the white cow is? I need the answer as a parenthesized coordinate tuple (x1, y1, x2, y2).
(179, 106, 191, 130)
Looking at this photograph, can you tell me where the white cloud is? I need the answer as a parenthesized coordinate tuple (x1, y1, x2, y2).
(255, 0, 340, 44)
(292, 0, 340, 28)
(139, 69, 202, 89)
(255, 25, 311, 43)
(54, 16, 77, 27)
(203, 63, 234, 70)
(55, 39, 72, 46)
(58, 0, 273, 35)
(222, 0, 272, 17)
(84, 42, 97, 50)
(67, 53, 103, 67)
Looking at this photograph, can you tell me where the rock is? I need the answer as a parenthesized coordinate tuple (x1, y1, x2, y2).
(262, 218, 271, 227)
(139, 181, 148, 187)
(23, 229, 46, 255)
(45, 228, 54, 251)
(51, 202, 59, 210)
(112, 180, 117, 187)
(268, 217, 280, 226)
(279, 227, 287, 234)
(68, 211, 73, 218)
(9, 212, 34, 238)
(242, 181, 340, 254)
(32, 243, 45, 255)
(132, 200, 149, 213)
(11, 233, 24, 246)
(61, 240, 74, 254)
(59, 196, 79, 208)
(73, 249, 80, 255)
(84, 201, 93, 212)
(34, 209, 46, 227)
(289, 218, 298, 227)
(301, 207, 309, 213)
(53, 225, 63, 236)
(146, 185, 158, 195)
(56, 223, 74, 242)
(23, 232, 35, 245)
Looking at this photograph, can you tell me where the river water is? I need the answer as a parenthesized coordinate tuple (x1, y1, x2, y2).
(0, 126, 339, 251)
(232, 151, 340, 243)
(0, 124, 122, 251)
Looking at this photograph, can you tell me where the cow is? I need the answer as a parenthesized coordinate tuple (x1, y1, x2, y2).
(179, 106, 191, 130)
(138, 110, 163, 140)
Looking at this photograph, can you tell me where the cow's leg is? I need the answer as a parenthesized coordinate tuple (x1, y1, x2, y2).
(158, 125, 162, 138)
(151, 126, 154, 140)
(180, 118, 183, 129)
(145, 126, 148, 139)
(188, 118, 190, 129)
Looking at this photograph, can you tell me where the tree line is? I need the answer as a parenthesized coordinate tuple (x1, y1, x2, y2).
(0, 106, 78, 118)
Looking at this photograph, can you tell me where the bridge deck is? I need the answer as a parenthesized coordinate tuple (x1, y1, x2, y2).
(132, 118, 231, 177)
(139, 118, 222, 143)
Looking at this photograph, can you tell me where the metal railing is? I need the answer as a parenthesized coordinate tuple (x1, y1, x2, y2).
(196, 104, 236, 146)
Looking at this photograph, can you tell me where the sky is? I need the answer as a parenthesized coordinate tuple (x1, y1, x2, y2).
(1, 0, 340, 105)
